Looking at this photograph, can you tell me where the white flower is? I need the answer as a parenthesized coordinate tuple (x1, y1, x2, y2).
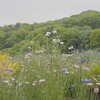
(84, 83, 93, 86)
(60, 42, 64, 45)
(28, 46, 31, 49)
(35, 50, 44, 54)
(52, 39, 57, 42)
(46, 32, 51, 35)
(45, 32, 51, 37)
(25, 82, 29, 84)
(9, 57, 12, 60)
(32, 83, 36, 86)
(52, 39, 60, 43)
(68, 46, 74, 50)
(53, 30, 57, 34)
(11, 77, 15, 81)
(3, 80, 9, 83)
(96, 83, 100, 85)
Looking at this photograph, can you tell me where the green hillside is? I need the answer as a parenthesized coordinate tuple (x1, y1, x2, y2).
(0, 10, 100, 55)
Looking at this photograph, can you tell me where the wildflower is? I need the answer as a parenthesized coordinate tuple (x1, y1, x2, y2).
(81, 58, 87, 61)
(19, 82, 23, 86)
(3, 80, 9, 83)
(0, 53, 18, 78)
(60, 42, 64, 45)
(39, 79, 45, 83)
(92, 77, 98, 81)
(96, 83, 100, 85)
(34, 81, 38, 83)
(25, 53, 32, 59)
(45, 32, 51, 37)
(65, 71, 70, 74)
(68, 46, 74, 50)
(11, 77, 15, 81)
(83, 67, 90, 71)
(66, 54, 72, 57)
(25, 82, 29, 84)
(28, 46, 31, 49)
(52, 39, 60, 43)
(84, 83, 93, 86)
(35, 50, 44, 54)
(9, 57, 12, 60)
(97, 75, 100, 77)
(94, 88, 99, 93)
(53, 68, 57, 72)
(81, 78, 91, 82)
(73, 64, 80, 68)
(32, 83, 35, 86)
(70, 71, 74, 74)
(2, 78, 7, 80)
(53, 30, 57, 34)
(52, 39, 57, 42)
(9, 69, 14, 71)
(15, 80, 18, 83)
(61, 68, 67, 72)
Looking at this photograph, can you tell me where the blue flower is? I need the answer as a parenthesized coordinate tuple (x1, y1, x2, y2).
(2, 78, 7, 80)
(81, 78, 91, 82)
(9, 69, 14, 71)
(81, 58, 87, 61)
(61, 68, 67, 72)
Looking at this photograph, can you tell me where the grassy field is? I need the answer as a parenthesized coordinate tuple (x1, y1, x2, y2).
(0, 50, 100, 100)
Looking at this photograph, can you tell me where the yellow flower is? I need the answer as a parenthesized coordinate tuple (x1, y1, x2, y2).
(0, 53, 18, 78)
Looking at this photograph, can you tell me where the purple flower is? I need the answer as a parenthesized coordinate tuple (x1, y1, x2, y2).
(81, 78, 91, 82)
(81, 58, 87, 61)
(2, 78, 7, 80)
(9, 69, 14, 71)
(61, 68, 67, 72)
(39, 79, 45, 83)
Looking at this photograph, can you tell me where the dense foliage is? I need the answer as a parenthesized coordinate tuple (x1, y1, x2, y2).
(0, 10, 100, 55)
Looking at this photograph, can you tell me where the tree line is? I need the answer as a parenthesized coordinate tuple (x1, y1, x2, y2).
(0, 10, 100, 55)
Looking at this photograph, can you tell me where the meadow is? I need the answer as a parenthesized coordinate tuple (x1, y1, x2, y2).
(0, 49, 100, 100)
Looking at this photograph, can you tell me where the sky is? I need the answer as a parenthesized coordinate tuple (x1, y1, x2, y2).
(0, 0, 100, 26)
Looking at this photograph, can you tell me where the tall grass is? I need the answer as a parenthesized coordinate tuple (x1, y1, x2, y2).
(0, 50, 100, 100)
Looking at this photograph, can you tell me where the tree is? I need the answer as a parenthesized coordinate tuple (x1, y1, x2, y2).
(60, 28, 81, 52)
(0, 31, 6, 50)
(90, 29, 100, 48)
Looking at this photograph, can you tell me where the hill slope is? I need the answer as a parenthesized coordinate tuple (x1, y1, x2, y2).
(0, 10, 100, 55)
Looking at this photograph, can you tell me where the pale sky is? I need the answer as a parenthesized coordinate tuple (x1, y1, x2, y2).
(0, 0, 100, 26)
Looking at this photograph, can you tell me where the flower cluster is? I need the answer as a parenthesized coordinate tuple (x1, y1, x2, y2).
(52, 39, 60, 43)
(35, 49, 46, 54)
(45, 32, 51, 37)
(0, 53, 18, 78)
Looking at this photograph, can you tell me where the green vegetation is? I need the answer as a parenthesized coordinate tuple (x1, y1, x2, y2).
(0, 50, 100, 100)
(1, 10, 100, 99)
(0, 10, 100, 55)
